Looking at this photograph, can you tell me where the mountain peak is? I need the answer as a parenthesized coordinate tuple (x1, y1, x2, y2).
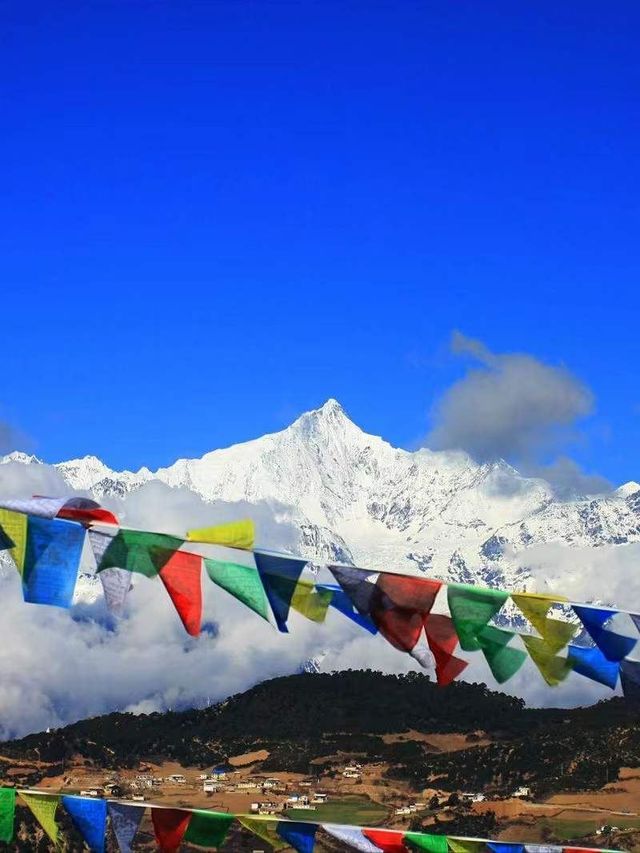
(290, 399, 357, 436)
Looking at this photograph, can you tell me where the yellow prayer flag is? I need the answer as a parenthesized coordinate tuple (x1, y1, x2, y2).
(186, 519, 255, 550)
(20, 793, 59, 844)
(447, 840, 485, 853)
(290, 580, 333, 623)
(512, 593, 577, 654)
(522, 635, 573, 686)
(238, 816, 287, 850)
(0, 509, 27, 575)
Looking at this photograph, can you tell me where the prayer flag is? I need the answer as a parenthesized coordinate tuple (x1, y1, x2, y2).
(62, 795, 107, 853)
(0, 788, 16, 843)
(363, 828, 407, 853)
(447, 585, 509, 651)
(277, 820, 318, 853)
(22, 516, 85, 608)
(372, 575, 442, 653)
(205, 558, 271, 621)
(328, 565, 380, 615)
(99, 567, 133, 615)
(183, 810, 234, 848)
(318, 584, 378, 633)
(447, 840, 485, 853)
(151, 807, 191, 853)
(290, 579, 334, 622)
(524, 846, 563, 853)
(620, 659, 640, 700)
(0, 509, 27, 573)
(186, 519, 255, 550)
(158, 550, 203, 636)
(488, 845, 524, 853)
(631, 613, 640, 635)
(108, 802, 144, 853)
(21, 792, 59, 844)
(0, 496, 68, 519)
(424, 614, 468, 685)
(573, 605, 637, 662)
(511, 593, 577, 653)
(238, 816, 287, 849)
(254, 552, 308, 632)
(405, 832, 449, 853)
(521, 635, 573, 686)
(95, 529, 184, 578)
(323, 823, 383, 852)
(476, 625, 527, 683)
(567, 645, 619, 689)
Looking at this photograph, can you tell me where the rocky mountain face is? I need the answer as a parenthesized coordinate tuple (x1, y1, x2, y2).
(2, 399, 640, 593)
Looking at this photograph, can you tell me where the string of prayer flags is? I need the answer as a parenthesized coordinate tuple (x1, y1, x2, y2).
(183, 810, 235, 849)
(363, 828, 407, 853)
(572, 605, 637, 662)
(0, 788, 15, 843)
(254, 552, 309, 632)
(186, 519, 255, 550)
(405, 832, 449, 853)
(276, 819, 319, 853)
(157, 550, 203, 636)
(62, 794, 107, 853)
(22, 516, 85, 608)
(521, 635, 573, 687)
(511, 593, 578, 653)
(0, 509, 27, 573)
(205, 558, 272, 622)
(567, 645, 620, 690)
(21, 792, 60, 845)
(108, 802, 144, 853)
(151, 807, 191, 853)
(323, 823, 384, 853)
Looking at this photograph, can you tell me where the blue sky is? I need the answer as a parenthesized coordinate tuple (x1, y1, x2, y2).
(1, 1, 638, 483)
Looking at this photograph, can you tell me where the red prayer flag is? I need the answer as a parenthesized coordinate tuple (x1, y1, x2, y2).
(372, 576, 442, 653)
(151, 808, 191, 853)
(158, 551, 203, 636)
(363, 829, 407, 853)
(376, 575, 442, 611)
(57, 506, 119, 525)
(425, 614, 468, 686)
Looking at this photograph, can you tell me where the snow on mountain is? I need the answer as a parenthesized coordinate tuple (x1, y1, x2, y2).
(2, 399, 639, 593)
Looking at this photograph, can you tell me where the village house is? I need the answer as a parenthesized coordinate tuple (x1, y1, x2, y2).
(165, 774, 187, 784)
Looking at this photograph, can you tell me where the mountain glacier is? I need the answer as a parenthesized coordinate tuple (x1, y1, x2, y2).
(2, 399, 639, 597)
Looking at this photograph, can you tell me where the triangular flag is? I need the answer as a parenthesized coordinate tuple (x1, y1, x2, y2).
(0, 509, 28, 574)
(238, 816, 287, 850)
(108, 802, 144, 853)
(363, 828, 407, 853)
(96, 529, 184, 578)
(151, 807, 191, 853)
(55, 497, 118, 525)
(424, 614, 468, 686)
(521, 635, 573, 686)
(157, 550, 203, 635)
(21, 792, 59, 844)
(254, 552, 308, 632)
(184, 810, 234, 848)
(328, 565, 380, 615)
(568, 645, 619, 689)
(476, 625, 527, 683)
(318, 585, 378, 634)
(99, 567, 133, 615)
(186, 519, 255, 550)
(376, 574, 442, 612)
(447, 585, 509, 651)
(620, 659, 640, 701)
(22, 516, 85, 608)
(62, 795, 107, 853)
(524, 846, 563, 853)
(323, 823, 383, 852)
(371, 575, 442, 653)
(487, 845, 524, 853)
(405, 832, 449, 853)
(447, 840, 485, 853)
(0, 788, 16, 843)
(511, 593, 577, 653)
(277, 820, 318, 853)
(573, 605, 637, 662)
(290, 579, 334, 622)
(205, 558, 271, 621)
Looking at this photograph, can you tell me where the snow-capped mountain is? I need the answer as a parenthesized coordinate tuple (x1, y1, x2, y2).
(2, 399, 639, 593)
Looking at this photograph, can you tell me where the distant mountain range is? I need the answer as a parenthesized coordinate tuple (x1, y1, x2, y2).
(2, 399, 639, 595)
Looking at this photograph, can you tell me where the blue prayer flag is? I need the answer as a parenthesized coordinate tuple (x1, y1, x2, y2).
(277, 821, 318, 853)
(108, 802, 144, 853)
(62, 796, 107, 853)
(572, 605, 637, 662)
(620, 659, 640, 701)
(253, 552, 308, 633)
(568, 645, 619, 689)
(23, 516, 85, 608)
(318, 584, 378, 634)
(488, 845, 524, 853)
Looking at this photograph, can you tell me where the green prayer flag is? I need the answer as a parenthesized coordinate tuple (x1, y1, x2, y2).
(0, 788, 16, 843)
(522, 635, 573, 686)
(405, 832, 449, 853)
(96, 529, 184, 578)
(477, 626, 527, 683)
(21, 793, 59, 844)
(184, 810, 235, 847)
(447, 584, 509, 651)
(205, 559, 271, 621)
